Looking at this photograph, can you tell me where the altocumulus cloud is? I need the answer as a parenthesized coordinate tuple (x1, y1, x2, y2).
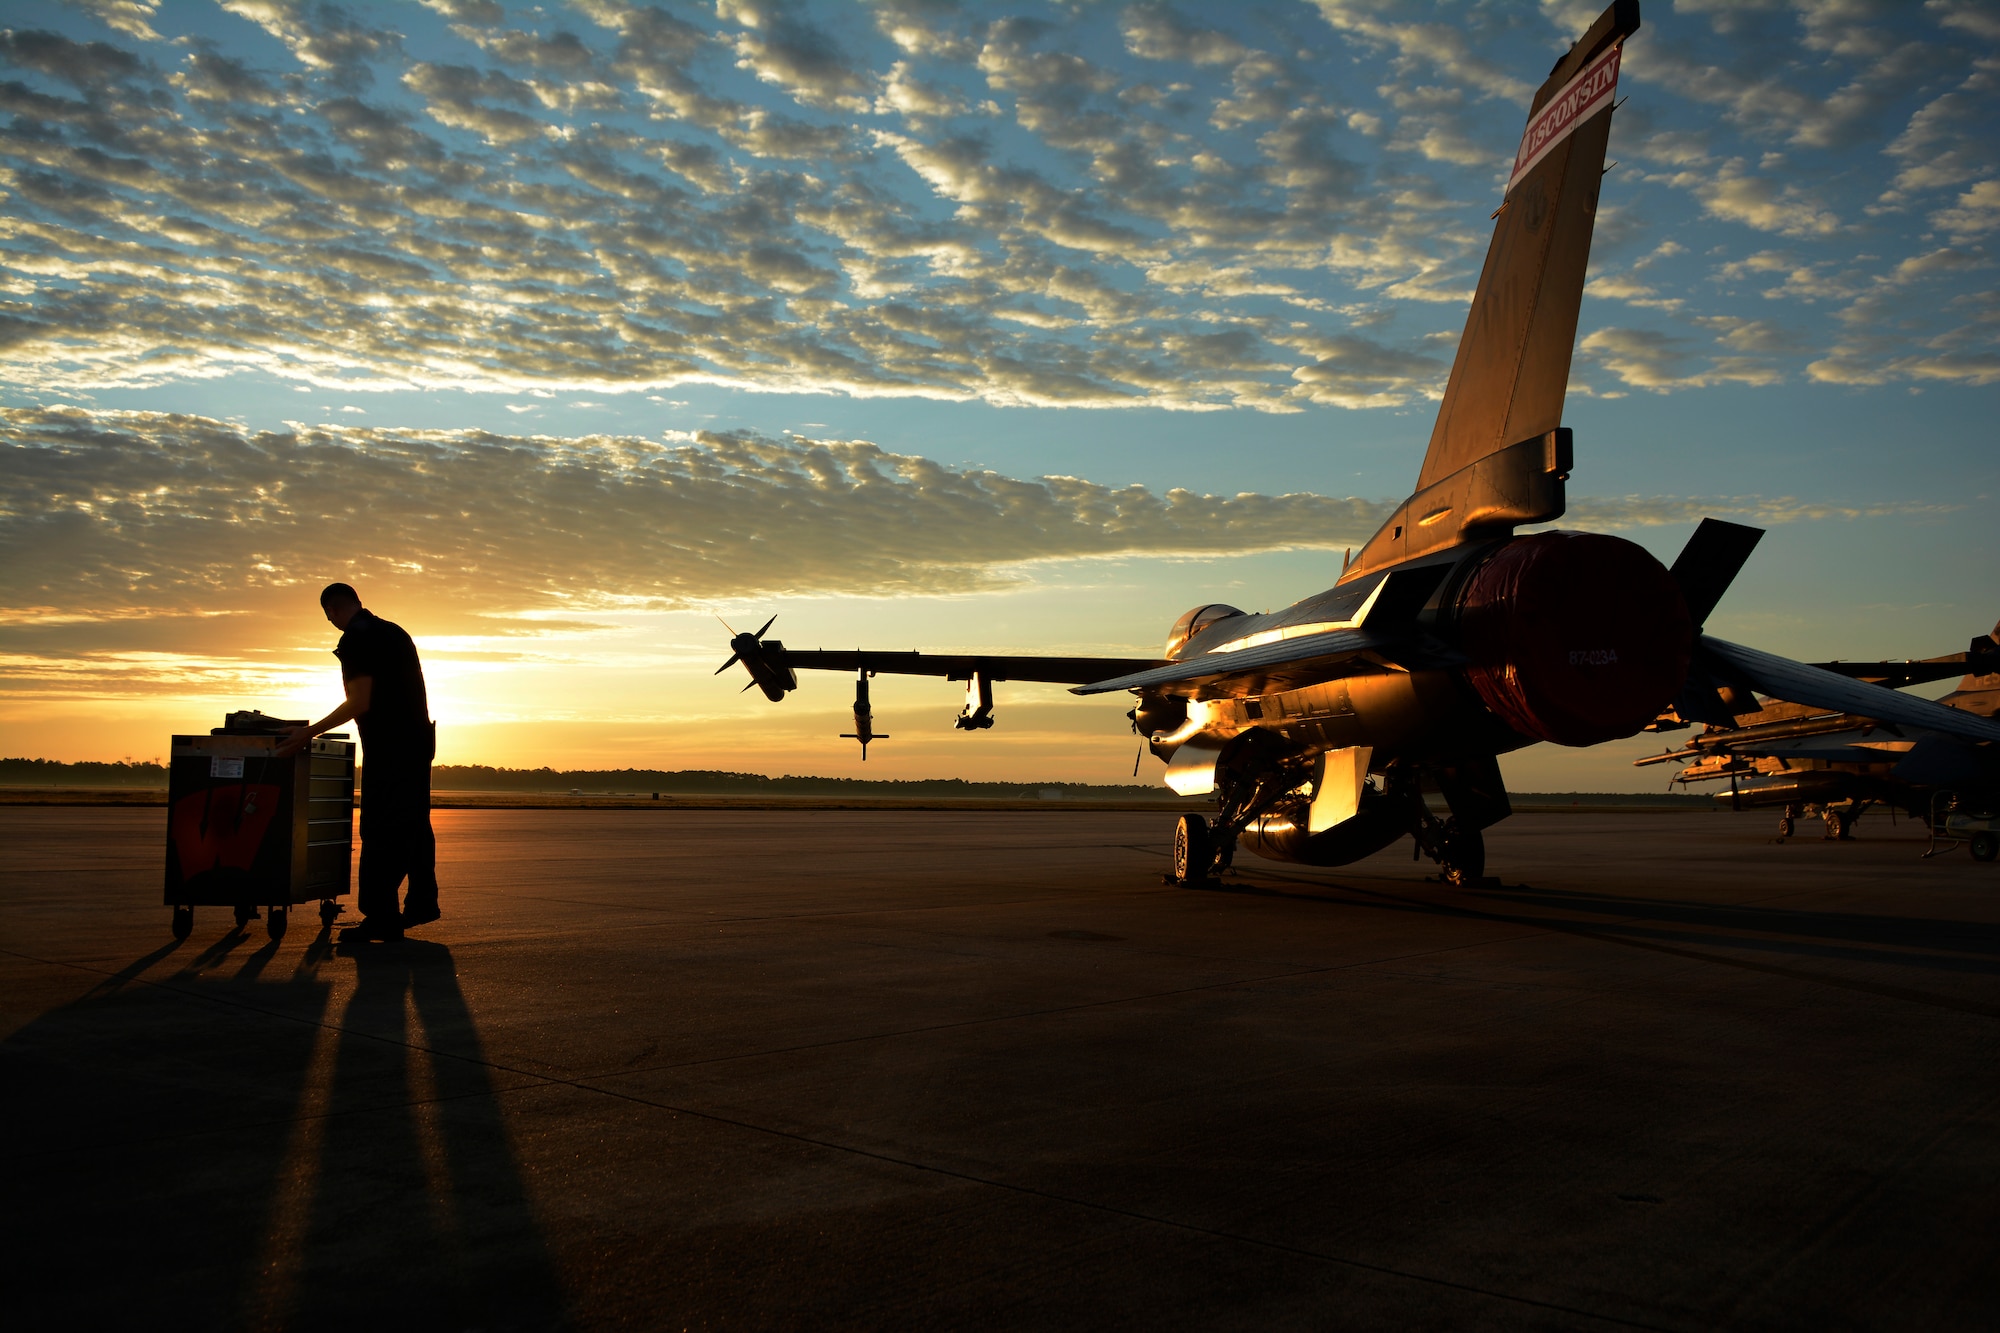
(0, 406, 1390, 619)
(2, 406, 1950, 629)
(1, 2, 1995, 411)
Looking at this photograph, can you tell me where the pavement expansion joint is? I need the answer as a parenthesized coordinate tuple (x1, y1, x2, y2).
(1236, 877, 2000, 1020)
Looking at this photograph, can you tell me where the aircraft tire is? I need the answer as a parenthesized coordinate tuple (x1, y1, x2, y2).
(171, 906, 192, 941)
(1778, 814, 1793, 839)
(320, 899, 340, 926)
(1173, 814, 1212, 883)
(1972, 832, 1998, 863)
(234, 904, 256, 928)
(267, 907, 288, 941)
(1441, 822, 1485, 887)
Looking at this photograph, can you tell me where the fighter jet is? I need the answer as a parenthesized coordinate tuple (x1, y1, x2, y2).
(720, 1, 2000, 884)
(1637, 624, 2000, 843)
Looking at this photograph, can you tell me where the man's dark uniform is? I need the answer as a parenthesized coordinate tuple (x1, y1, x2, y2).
(334, 609, 437, 923)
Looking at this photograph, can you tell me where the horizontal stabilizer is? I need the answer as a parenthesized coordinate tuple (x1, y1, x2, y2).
(1698, 636, 2000, 745)
(1669, 519, 1764, 628)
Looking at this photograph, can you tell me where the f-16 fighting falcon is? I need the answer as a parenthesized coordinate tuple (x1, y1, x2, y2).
(1636, 623, 2000, 850)
(720, 1, 2000, 885)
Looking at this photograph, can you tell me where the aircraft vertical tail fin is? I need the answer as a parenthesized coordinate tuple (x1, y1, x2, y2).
(1950, 621, 2000, 714)
(1339, 2, 1638, 585)
(1416, 1, 1639, 493)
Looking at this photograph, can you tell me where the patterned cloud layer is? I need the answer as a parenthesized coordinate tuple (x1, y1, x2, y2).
(0, 406, 1391, 618)
(3, 0, 1995, 413)
(3, 405, 1950, 626)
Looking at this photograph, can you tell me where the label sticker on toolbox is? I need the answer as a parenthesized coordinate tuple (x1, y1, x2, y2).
(210, 756, 245, 778)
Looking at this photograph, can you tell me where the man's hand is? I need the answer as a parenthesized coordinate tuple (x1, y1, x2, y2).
(283, 679, 368, 758)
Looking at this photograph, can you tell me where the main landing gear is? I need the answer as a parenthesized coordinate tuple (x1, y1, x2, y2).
(1414, 812, 1486, 888)
(1778, 800, 1865, 841)
(1163, 745, 1491, 889)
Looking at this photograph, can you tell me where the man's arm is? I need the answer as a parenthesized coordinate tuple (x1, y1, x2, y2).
(278, 675, 372, 756)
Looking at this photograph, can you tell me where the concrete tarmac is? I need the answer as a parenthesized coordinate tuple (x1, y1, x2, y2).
(3, 807, 1997, 1330)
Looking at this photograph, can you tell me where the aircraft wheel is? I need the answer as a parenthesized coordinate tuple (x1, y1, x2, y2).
(1972, 832, 1998, 863)
(1441, 823, 1485, 887)
(320, 899, 340, 926)
(171, 906, 193, 941)
(267, 907, 288, 941)
(1822, 808, 1843, 841)
(233, 904, 257, 928)
(1778, 814, 1793, 839)
(1173, 814, 1212, 883)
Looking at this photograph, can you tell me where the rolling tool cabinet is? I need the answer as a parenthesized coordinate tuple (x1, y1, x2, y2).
(163, 711, 355, 940)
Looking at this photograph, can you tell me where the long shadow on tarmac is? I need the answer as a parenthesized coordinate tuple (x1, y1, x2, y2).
(1, 927, 567, 1331)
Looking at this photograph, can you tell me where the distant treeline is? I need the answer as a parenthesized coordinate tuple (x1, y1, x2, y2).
(2, 757, 167, 786)
(2, 757, 1710, 801)
(431, 765, 1172, 799)
(1513, 791, 1714, 806)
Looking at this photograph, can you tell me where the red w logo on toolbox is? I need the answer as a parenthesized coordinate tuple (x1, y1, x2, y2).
(172, 784, 281, 880)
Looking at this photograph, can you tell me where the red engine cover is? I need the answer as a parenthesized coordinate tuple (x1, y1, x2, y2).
(1457, 532, 1692, 747)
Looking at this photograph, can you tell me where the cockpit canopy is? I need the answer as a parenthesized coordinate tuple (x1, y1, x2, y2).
(1164, 603, 1246, 660)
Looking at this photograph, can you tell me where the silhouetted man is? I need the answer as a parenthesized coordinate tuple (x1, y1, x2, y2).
(282, 583, 439, 942)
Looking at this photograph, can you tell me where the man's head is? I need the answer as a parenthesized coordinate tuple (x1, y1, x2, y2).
(319, 582, 363, 630)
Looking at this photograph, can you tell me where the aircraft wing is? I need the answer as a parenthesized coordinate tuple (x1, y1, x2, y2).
(1071, 627, 1461, 697)
(1698, 636, 2000, 745)
(779, 649, 1162, 686)
(1073, 562, 1459, 698)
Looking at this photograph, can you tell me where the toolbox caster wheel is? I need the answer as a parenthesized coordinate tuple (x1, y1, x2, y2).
(1973, 833, 1998, 863)
(171, 906, 193, 941)
(319, 899, 340, 926)
(267, 907, 288, 941)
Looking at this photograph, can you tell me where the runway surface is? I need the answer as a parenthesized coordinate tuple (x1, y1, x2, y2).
(3, 807, 1997, 1330)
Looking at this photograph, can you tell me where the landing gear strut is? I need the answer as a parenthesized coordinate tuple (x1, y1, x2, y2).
(1171, 731, 1310, 882)
(1821, 800, 1865, 841)
(1410, 798, 1486, 887)
(1168, 744, 1496, 889)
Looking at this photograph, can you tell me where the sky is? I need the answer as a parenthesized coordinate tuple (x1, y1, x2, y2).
(2, 0, 1997, 790)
